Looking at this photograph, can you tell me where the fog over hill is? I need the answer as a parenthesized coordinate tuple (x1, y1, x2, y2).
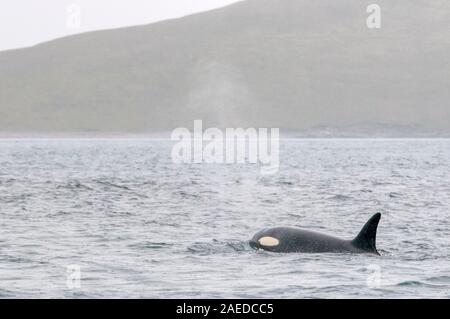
(0, 0, 449, 136)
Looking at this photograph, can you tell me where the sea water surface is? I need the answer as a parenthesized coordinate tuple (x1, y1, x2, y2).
(0, 139, 449, 298)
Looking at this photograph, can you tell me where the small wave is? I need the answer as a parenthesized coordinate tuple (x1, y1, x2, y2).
(329, 194, 352, 201)
(46, 210, 90, 218)
(105, 211, 135, 217)
(388, 192, 402, 198)
(0, 255, 34, 264)
(129, 241, 174, 250)
(425, 275, 450, 284)
(395, 280, 441, 288)
(396, 280, 424, 287)
(95, 179, 131, 190)
(262, 199, 277, 204)
(94, 179, 149, 198)
(175, 191, 201, 199)
(144, 220, 180, 227)
(377, 250, 393, 257)
(0, 193, 32, 204)
(0, 288, 15, 298)
(371, 181, 393, 186)
(187, 239, 249, 255)
(57, 180, 93, 191)
(278, 181, 294, 186)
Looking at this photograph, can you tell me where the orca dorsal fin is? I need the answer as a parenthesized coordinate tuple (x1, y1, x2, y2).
(351, 213, 381, 254)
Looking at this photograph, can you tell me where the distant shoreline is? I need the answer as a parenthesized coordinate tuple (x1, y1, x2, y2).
(1, 131, 449, 139)
(0, 132, 172, 139)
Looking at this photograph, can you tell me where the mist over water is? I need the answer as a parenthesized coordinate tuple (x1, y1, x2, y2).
(0, 139, 449, 298)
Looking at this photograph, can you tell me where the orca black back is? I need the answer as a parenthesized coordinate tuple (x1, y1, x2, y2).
(250, 213, 382, 254)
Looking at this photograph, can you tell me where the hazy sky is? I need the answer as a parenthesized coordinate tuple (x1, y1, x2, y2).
(0, 0, 242, 51)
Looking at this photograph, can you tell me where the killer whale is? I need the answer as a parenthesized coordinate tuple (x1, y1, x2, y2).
(249, 213, 381, 254)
